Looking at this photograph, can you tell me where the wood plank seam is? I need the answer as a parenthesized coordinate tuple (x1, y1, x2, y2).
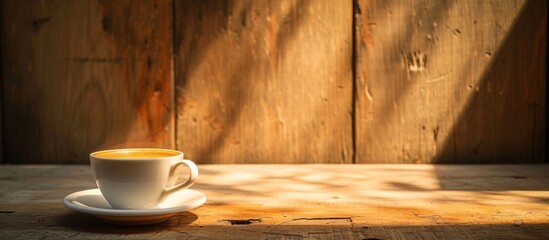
(352, 0, 359, 164)
(171, 0, 177, 151)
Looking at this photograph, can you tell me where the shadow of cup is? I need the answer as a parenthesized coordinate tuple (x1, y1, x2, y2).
(55, 211, 198, 233)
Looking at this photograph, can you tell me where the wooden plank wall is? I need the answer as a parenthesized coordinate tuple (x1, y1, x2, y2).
(0, 0, 545, 164)
(174, 0, 354, 163)
(0, 0, 174, 163)
(355, 0, 546, 163)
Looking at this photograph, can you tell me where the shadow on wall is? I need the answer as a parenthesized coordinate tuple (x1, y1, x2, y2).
(356, 0, 546, 164)
(175, 0, 355, 163)
(433, 0, 546, 163)
(0, 0, 545, 163)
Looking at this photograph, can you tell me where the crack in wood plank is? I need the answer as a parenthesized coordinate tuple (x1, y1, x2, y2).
(220, 218, 263, 225)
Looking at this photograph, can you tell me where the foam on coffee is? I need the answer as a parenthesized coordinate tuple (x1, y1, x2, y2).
(92, 149, 180, 159)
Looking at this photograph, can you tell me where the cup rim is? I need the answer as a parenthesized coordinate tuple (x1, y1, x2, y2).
(90, 148, 183, 160)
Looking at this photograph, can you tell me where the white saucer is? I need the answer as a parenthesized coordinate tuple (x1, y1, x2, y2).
(64, 188, 206, 225)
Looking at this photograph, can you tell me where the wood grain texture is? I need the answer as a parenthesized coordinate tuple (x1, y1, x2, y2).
(355, 0, 547, 163)
(1, 164, 548, 239)
(0, 0, 174, 163)
(175, 0, 354, 163)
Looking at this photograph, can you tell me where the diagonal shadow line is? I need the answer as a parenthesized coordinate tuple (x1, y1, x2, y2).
(175, 0, 315, 163)
(433, 0, 546, 163)
(356, 0, 457, 163)
(175, 0, 230, 93)
(200, 1, 314, 163)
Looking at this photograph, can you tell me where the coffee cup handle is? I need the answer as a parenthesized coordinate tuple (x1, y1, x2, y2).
(162, 160, 198, 197)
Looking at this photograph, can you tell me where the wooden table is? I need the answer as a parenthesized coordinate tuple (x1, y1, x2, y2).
(1, 164, 548, 239)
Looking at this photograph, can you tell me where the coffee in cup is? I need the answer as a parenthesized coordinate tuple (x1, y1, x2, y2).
(90, 148, 198, 209)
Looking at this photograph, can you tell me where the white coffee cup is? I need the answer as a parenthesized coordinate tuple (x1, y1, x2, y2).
(89, 148, 198, 209)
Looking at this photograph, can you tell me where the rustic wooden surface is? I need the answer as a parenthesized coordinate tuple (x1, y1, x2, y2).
(175, 0, 354, 164)
(0, 164, 548, 239)
(0, 0, 174, 163)
(355, 0, 547, 163)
